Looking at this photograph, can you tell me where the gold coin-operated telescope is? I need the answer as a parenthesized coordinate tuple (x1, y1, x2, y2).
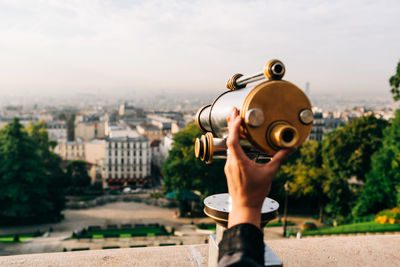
(195, 59, 313, 164)
(196, 60, 314, 266)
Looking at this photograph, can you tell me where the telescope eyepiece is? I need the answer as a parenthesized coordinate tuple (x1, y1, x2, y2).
(267, 122, 299, 149)
(264, 59, 285, 80)
(271, 62, 284, 76)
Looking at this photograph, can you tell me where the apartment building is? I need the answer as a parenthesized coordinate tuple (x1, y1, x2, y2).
(104, 129, 151, 189)
(75, 115, 106, 141)
(47, 120, 67, 141)
(136, 123, 163, 143)
(56, 138, 85, 160)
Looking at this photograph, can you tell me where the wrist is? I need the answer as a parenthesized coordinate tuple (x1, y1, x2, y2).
(228, 205, 262, 229)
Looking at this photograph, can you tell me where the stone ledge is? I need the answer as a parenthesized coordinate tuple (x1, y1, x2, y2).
(1, 234, 400, 266)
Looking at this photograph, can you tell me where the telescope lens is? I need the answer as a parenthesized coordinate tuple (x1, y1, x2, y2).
(282, 129, 294, 143)
(272, 64, 283, 75)
(195, 137, 203, 158)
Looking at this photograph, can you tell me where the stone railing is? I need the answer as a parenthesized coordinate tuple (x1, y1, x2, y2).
(1, 234, 400, 266)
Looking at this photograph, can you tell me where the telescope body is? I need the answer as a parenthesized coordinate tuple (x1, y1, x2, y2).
(195, 60, 313, 163)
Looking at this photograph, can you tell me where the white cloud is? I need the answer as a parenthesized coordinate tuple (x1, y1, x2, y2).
(0, 0, 399, 97)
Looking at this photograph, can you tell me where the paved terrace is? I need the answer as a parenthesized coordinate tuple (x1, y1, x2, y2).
(1, 234, 399, 266)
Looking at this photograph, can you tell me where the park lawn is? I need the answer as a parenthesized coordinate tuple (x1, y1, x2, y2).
(265, 221, 295, 227)
(0, 234, 36, 243)
(0, 237, 15, 243)
(75, 227, 170, 239)
(197, 224, 216, 231)
(302, 221, 400, 236)
(87, 227, 166, 236)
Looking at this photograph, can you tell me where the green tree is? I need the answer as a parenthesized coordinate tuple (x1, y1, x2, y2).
(66, 160, 91, 190)
(268, 148, 300, 209)
(322, 115, 388, 220)
(284, 140, 328, 222)
(162, 122, 226, 198)
(390, 60, 400, 101)
(0, 119, 53, 221)
(353, 110, 400, 217)
(27, 121, 67, 217)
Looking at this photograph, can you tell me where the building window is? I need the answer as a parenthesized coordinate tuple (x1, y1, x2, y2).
(115, 142, 118, 148)
(115, 151, 117, 156)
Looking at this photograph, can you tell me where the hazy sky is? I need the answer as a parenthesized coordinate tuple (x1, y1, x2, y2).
(0, 0, 399, 98)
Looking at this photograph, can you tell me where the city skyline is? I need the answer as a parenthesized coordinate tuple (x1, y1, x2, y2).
(0, 0, 399, 97)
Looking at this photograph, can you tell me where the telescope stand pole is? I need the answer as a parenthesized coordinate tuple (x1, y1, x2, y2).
(204, 193, 283, 267)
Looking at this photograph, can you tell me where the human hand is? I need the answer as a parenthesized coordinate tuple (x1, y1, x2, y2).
(225, 108, 294, 228)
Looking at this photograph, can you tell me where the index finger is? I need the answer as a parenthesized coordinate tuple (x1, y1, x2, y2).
(226, 108, 249, 162)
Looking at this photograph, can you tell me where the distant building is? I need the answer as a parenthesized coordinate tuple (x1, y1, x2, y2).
(159, 135, 173, 164)
(308, 110, 345, 141)
(147, 115, 172, 134)
(118, 103, 144, 117)
(104, 129, 151, 189)
(119, 117, 147, 129)
(47, 120, 67, 141)
(56, 138, 85, 160)
(309, 111, 324, 141)
(137, 123, 163, 143)
(0, 116, 38, 129)
(171, 120, 186, 134)
(150, 140, 162, 168)
(75, 115, 106, 141)
(323, 117, 345, 135)
(85, 139, 106, 185)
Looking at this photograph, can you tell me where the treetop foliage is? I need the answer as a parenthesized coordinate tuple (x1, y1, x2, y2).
(389, 60, 400, 101)
(0, 119, 68, 224)
(353, 110, 400, 217)
(162, 122, 226, 198)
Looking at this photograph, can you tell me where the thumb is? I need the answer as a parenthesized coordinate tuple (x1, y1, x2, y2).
(267, 148, 296, 173)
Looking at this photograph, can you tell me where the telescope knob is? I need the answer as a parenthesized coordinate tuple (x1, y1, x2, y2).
(226, 73, 246, 91)
(245, 108, 264, 127)
(299, 109, 314, 125)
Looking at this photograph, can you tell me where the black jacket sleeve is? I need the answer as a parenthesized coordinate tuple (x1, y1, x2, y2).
(218, 223, 264, 267)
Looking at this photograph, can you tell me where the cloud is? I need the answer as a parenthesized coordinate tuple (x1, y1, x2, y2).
(0, 0, 399, 97)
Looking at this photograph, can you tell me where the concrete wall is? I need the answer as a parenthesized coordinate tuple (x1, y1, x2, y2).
(1, 234, 400, 266)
